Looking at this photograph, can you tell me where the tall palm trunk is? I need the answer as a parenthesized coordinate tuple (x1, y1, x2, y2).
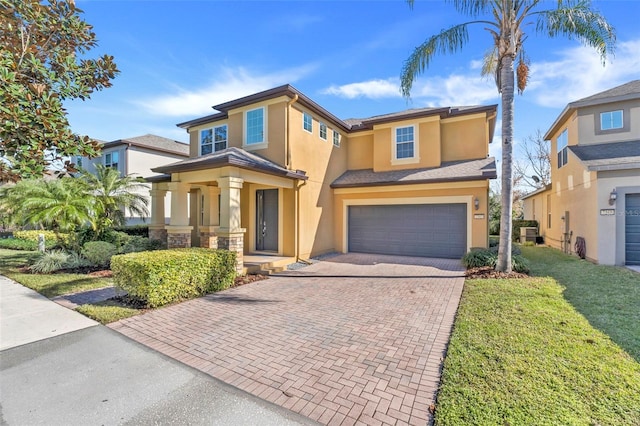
(497, 53, 515, 272)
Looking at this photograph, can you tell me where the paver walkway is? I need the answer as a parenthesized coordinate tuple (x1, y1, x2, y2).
(110, 254, 465, 425)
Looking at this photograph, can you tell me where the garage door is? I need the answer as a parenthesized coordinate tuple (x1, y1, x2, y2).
(348, 204, 467, 258)
(626, 194, 640, 265)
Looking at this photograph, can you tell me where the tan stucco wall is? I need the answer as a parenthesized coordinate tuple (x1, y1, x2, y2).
(333, 181, 490, 254)
(440, 114, 488, 162)
(577, 100, 640, 145)
(347, 133, 374, 170)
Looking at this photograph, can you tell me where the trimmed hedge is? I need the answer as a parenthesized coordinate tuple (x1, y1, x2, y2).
(111, 248, 236, 308)
(114, 225, 149, 237)
(0, 238, 39, 251)
(14, 230, 70, 246)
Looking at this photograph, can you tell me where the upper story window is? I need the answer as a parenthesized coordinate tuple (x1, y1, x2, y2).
(557, 129, 568, 168)
(303, 112, 313, 133)
(600, 110, 623, 130)
(395, 126, 415, 159)
(246, 108, 265, 145)
(105, 151, 119, 169)
(319, 122, 327, 140)
(333, 130, 341, 147)
(201, 125, 227, 155)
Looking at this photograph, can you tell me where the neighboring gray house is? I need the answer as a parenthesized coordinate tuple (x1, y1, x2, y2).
(80, 134, 189, 224)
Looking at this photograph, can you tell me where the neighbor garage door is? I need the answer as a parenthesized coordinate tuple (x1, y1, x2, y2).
(626, 194, 640, 265)
(348, 203, 467, 258)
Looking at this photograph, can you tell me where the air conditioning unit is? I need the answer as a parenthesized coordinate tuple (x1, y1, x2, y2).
(520, 227, 537, 243)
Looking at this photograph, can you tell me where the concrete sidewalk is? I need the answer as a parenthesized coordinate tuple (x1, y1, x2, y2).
(0, 275, 98, 350)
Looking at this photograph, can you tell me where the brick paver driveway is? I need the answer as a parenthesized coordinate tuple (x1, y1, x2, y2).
(110, 254, 465, 425)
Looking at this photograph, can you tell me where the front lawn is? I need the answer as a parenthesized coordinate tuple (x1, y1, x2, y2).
(522, 246, 639, 361)
(0, 249, 112, 298)
(436, 248, 640, 425)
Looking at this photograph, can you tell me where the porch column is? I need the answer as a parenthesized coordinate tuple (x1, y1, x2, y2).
(166, 181, 193, 248)
(148, 187, 167, 247)
(200, 186, 221, 248)
(217, 177, 245, 274)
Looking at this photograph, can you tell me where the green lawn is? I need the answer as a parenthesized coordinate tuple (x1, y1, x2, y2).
(436, 247, 640, 425)
(76, 300, 143, 324)
(0, 249, 112, 298)
(522, 246, 639, 361)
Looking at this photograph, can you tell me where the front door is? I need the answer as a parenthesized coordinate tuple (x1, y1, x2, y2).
(256, 189, 278, 251)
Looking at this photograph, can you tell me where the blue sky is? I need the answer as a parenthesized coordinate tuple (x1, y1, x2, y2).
(68, 0, 640, 165)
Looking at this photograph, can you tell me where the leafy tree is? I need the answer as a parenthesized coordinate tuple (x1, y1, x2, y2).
(0, 0, 118, 181)
(78, 165, 149, 236)
(401, 0, 614, 272)
(514, 129, 551, 190)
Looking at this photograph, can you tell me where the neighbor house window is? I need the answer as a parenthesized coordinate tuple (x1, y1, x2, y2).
(600, 110, 623, 130)
(76, 156, 82, 168)
(557, 129, 568, 168)
(395, 126, 415, 159)
(246, 108, 265, 145)
(333, 130, 341, 147)
(105, 151, 119, 169)
(319, 122, 327, 140)
(200, 125, 228, 154)
(303, 112, 313, 133)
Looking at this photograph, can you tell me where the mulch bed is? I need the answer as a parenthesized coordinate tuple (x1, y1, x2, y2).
(465, 266, 529, 279)
(233, 274, 268, 287)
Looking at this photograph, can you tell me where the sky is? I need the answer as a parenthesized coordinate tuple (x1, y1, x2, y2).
(67, 0, 640, 170)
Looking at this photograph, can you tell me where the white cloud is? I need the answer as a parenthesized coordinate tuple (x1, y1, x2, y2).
(137, 64, 318, 117)
(528, 39, 640, 108)
(321, 79, 401, 99)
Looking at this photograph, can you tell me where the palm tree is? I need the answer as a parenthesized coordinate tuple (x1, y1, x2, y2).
(78, 165, 149, 235)
(401, 0, 614, 272)
(0, 177, 95, 233)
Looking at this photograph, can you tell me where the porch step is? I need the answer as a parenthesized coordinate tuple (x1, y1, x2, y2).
(242, 256, 295, 276)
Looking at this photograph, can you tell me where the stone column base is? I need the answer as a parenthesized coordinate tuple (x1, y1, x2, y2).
(166, 226, 193, 249)
(200, 226, 219, 249)
(148, 226, 167, 248)
(217, 229, 245, 275)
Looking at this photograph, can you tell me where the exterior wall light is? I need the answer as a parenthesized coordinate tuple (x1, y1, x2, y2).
(609, 188, 617, 206)
(474, 197, 480, 210)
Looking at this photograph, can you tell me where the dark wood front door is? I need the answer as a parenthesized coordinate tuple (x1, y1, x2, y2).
(256, 189, 278, 251)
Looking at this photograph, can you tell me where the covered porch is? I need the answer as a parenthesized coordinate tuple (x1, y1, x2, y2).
(147, 148, 307, 274)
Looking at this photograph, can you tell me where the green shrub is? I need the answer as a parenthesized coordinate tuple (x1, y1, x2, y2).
(74, 228, 131, 249)
(114, 224, 149, 237)
(65, 251, 91, 269)
(511, 254, 530, 273)
(82, 241, 117, 267)
(111, 248, 236, 308)
(489, 236, 499, 247)
(0, 238, 38, 251)
(30, 250, 70, 274)
(13, 230, 70, 247)
(119, 236, 162, 254)
(462, 248, 529, 273)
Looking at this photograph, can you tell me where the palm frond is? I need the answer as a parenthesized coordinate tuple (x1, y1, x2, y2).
(535, 2, 615, 63)
(446, 0, 494, 17)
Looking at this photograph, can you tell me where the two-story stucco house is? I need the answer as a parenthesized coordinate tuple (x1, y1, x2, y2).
(81, 134, 189, 224)
(523, 80, 640, 266)
(148, 85, 497, 272)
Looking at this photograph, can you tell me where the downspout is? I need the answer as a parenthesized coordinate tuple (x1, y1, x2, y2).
(285, 94, 299, 170)
(295, 178, 310, 264)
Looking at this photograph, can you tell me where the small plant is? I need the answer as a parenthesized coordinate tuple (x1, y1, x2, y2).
(522, 241, 535, 247)
(30, 250, 70, 274)
(511, 254, 530, 273)
(82, 241, 117, 268)
(65, 251, 91, 269)
(462, 248, 529, 273)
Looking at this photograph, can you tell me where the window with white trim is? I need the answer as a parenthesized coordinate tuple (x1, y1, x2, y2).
(333, 130, 340, 147)
(246, 108, 265, 145)
(557, 129, 568, 168)
(319, 122, 327, 140)
(395, 126, 415, 159)
(105, 151, 119, 169)
(600, 110, 623, 130)
(303, 112, 313, 133)
(200, 125, 228, 155)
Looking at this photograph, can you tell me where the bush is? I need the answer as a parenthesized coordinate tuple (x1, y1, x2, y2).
(13, 230, 70, 247)
(114, 224, 149, 237)
(65, 251, 91, 269)
(30, 250, 70, 274)
(82, 241, 118, 267)
(111, 248, 236, 308)
(119, 236, 162, 254)
(0, 238, 38, 251)
(462, 248, 529, 273)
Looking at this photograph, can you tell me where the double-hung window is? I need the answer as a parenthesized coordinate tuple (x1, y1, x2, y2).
(303, 112, 313, 133)
(395, 126, 415, 159)
(105, 151, 119, 169)
(319, 122, 327, 140)
(200, 125, 228, 155)
(557, 129, 568, 168)
(333, 130, 340, 147)
(246, 108, 265, 145)
(600, 110, 623, 130)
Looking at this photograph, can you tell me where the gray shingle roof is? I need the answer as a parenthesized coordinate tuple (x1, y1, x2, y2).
(151, 147, 307, 180)
(574, 80, 640, 104)
(103, 134, 189, 156)
(331, 157, 496, 188)
(569, 140, 640, 171)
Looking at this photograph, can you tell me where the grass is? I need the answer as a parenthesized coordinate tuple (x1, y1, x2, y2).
(0, 249, 112, 298)
(76, 300, 142, 324)
(436, 248, 640, 425)
(522, 246, 639, 361)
